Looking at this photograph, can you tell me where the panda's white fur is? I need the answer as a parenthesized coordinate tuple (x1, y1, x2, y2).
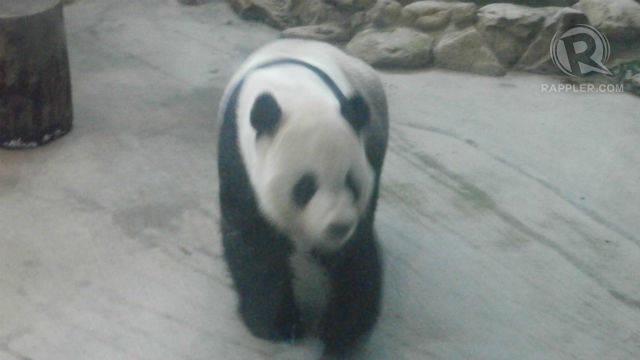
(221, 40, 382, 251)
(218, 39, 387, 356)
(289, 250, 330, 331)
(238, 69, 373, 252)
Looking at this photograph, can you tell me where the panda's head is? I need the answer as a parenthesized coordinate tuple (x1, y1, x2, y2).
(239, 85, 374, 253)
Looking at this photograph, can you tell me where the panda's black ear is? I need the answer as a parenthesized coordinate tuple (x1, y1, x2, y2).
(250, 92, 281, 137)
(341, 93, 369, 133)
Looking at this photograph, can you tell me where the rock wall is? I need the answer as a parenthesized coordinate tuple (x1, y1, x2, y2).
(227, 0, 640, 83)
(229, 0, 640, 66)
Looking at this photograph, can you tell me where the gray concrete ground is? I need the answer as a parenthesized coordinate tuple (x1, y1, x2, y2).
(1, 0, 639, 359)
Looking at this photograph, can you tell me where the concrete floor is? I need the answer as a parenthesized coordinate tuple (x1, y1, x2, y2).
(1, 0, 640, 359)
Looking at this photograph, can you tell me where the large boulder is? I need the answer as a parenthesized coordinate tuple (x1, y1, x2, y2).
(330, 0, 377, 11)
(414, 11, 451, 31)
(516, 7, 589, 73)
(291, 0, 349, 27)
(366, 0, 404, 28)
(476, 3, 546, 67)
(434, 27, 506, 76)
(574, 0, 640, 41)
(470, 0, 578, 6)
(228, 0, 295, 29)
(281, 23, 352, 42)
(346, 27, 435, 67)
(403, 1, 478, 30)
(228, 0, 350, 28)
(628, 73, 640, 95)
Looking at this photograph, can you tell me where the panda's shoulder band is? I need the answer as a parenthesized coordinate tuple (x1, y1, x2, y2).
(250, 58, 350, 106)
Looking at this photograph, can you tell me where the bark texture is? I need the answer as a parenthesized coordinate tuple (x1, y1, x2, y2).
(0, 0, 73, 149)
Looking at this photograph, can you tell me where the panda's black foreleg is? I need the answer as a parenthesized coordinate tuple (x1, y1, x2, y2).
(223, 229, 304, 342)
(320, 235, 382, 357)
(236, 267, 304, 343)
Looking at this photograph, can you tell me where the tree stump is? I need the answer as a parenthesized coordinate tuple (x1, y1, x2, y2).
(0, 0, 73, 149)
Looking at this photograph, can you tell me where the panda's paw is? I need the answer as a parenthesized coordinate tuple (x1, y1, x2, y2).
(276, 316, 304, 342)
(241, 304, 304, 342)
(274, 305, 305, 342)
(246, 321, 303, 343)
(272, 338, 324, 360)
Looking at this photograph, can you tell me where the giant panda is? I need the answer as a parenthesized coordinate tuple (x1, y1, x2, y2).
(217, 39, 388, 358)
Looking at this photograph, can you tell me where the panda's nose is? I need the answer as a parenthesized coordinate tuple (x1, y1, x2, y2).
(327, 222, 352, 239)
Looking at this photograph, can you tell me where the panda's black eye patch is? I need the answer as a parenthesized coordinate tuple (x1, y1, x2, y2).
(341, 93, 369, 133)
(346, 172, 360, 201)
(250, 92, 281, 137)
(293, 173, 318, 207)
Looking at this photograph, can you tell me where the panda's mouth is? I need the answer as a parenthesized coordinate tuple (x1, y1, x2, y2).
(311, 232, 354, 255)
(327, 222, 353, 239)
(309, 246, 336, 262)
(310, 232, 355, 259)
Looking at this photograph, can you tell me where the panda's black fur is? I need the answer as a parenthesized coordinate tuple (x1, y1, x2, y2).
(217, 41, 387, 357)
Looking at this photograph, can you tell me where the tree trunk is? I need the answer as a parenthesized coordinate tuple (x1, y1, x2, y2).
(0, 0, 73, 149)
